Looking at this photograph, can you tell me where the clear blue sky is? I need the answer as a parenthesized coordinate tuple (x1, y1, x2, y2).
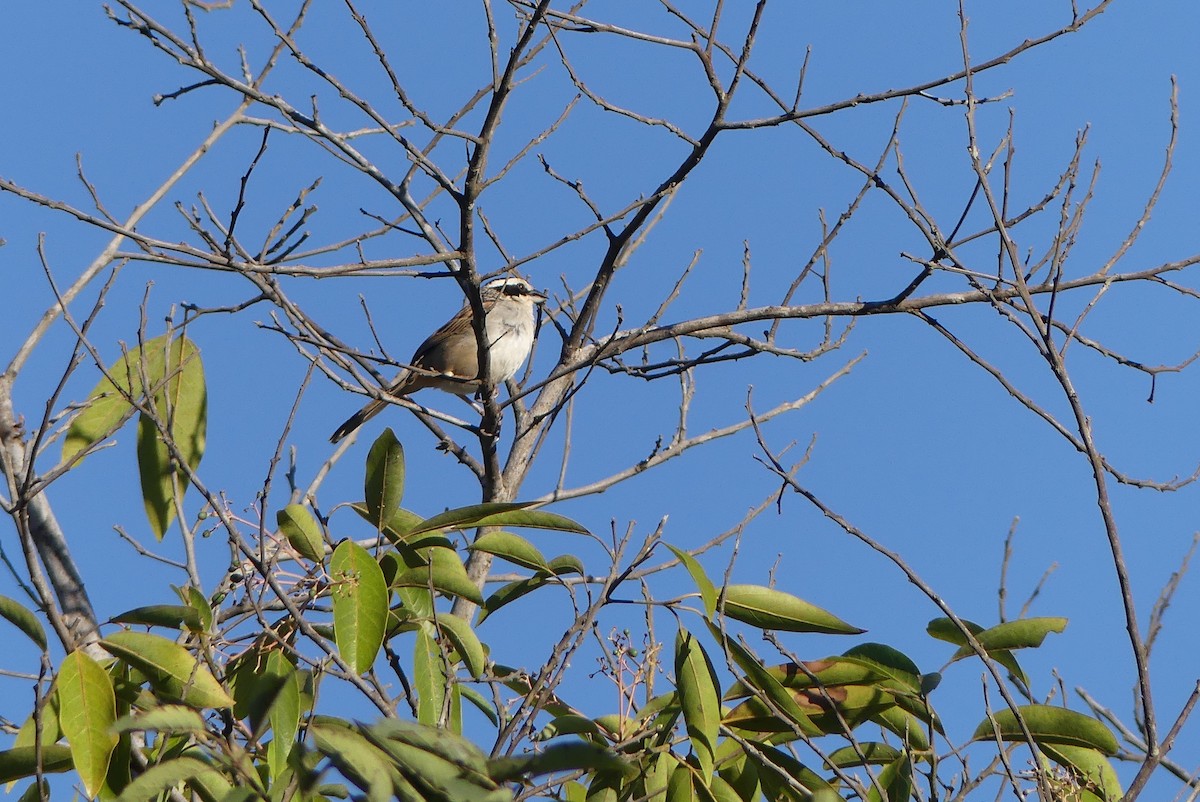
(2, 1, 1199, 797)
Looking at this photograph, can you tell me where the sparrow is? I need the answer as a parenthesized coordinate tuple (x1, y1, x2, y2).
(330, 276, 547, 443)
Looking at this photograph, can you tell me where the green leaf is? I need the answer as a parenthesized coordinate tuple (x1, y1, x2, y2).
(841, 643, 922, 691)
(389, 545, 483, 605)
(927, 617, 1028, 685)
(428, 613, 487, 679)
(364, 429, 405, 532)
(675, 628, 720, 780)
(704, 623, 817, 736)
(586, 768, 624, 802)
(826, 742, 902, 768)
(642, 752, 678, 802)
(311, 722, 398, 802)
(747, 742, 836, 801)
(488, 741, 630, 782)
(330, 540, 388, 675)
(100, 631, 233, 709)
(264, 652, 301, 782)
(111, 705, 206, 735)
(277, 504, 326, 562)
(721, 585, 864, 634)
(13, 684, 62, 750)
(405, 502, 589, 538)
(949, 617, 1067, 658)
(866, 752, 912, 802)
(926, 616, 984, 645)
(414, 628, 447, 727)
(535, 715, 603, 742)
(476, 555, 582, 625)
(0, 746, 74, 782)
(665, 762, 696, 802)
(114, 755, 227, 802)
(58, 650, 118, 799)
(459, 684, 500, 727)
(64, 332, 165, 464)
(1040, 744, 1123, 801)
(468, 531, 550, 572)
(134, 336, 207, 540)
(362, 719, 507, 802)
(349, 502, 426, 546)
(15, 780, 49, 802)
(0, 595, 47, 651)
(667, 545, 717, 617)
(111, 604, 201, 631)
(971, 704, 1118, 754)
(185, 586, 213, 633)
(873, 704, 933, 751)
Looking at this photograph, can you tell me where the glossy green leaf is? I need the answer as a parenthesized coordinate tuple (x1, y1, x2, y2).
(185, 586, 213, 633)
(488, 741, 630, 781)
(369, 718, 490, 774)
(405, 502, 589, 538)
(0, 595, 47, 651)
(58, 651, 118, 799)
(949, 617, 1067, 658)
(971, 704, 1118, 754)
(363, 720, 506, 802)
(873, 704, 933, 751)
(705, 621, 816, 735)
(721, 585, 863, 634)
(226, 650, 290, 737)
(111, 604, 201, 631)
(536, 714, 603, 741)
(842, 643, 922, 691)
(311, 721, 397, 802)
(349, 502, 426, 547)
(926, 616, 984, 645)
(364, 429, 405, 532)
(100, 631, 233, 709)
(826, 742, 902, 768)
(0, 746, 74, 782)
(468, 531, 550, 572)
(135, 336, 207, 540)
(642, 752, 679, 802)
(13, 684, 62, 750)
(63, 332, 166, 464)
(1040, 744, 1122, 801)
(667, 545, 718, 617)
(675, 628, 719, 780)
(413, 627, 446, 727)
(114, 755, 228, 802)
(666, 762, 699, 802)
(748, 742, 837, 801)
(586, 768, 623, 802)
(265, 651, 301, 781)
(476, 554, 585, 625)
(15, 780, 48, 802)
(389, 545, 483, 605)
(111, 705, 206, 735)
(459, 684, 500, 727)
(866, 752, 912, 802)
(330, 540, 388, 675)
(277, 504, 325, 562)
(927, 617, 1027, 684)
(429, 613, 487, 679)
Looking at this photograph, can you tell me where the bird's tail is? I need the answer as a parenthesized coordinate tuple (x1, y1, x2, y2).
(329, 398, 387, 444)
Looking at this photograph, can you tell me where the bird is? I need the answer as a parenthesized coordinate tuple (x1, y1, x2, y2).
(329, 276, 547, 443)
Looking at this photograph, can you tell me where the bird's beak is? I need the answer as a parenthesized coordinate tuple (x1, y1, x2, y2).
(531, 288, 548, 304)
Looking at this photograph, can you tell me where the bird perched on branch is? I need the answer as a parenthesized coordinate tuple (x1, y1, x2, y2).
(330, 276, 547, 444)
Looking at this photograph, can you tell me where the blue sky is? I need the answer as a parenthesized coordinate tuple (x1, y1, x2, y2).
(3, 1, 1200, 797)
